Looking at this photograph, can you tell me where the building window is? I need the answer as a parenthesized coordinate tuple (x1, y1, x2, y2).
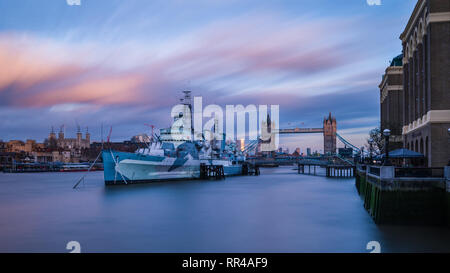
(420, 138, 424, 154)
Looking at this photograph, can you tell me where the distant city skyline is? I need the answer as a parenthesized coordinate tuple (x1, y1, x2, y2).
(0, 0, 418, 151)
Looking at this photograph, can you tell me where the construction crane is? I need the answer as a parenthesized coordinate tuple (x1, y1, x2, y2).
(106, 126, 113, 143)
(144, 123, 155, 142)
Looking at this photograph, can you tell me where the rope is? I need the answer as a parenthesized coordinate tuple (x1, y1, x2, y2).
(73, 150, 102, 189)
(110, 149, 128, 185)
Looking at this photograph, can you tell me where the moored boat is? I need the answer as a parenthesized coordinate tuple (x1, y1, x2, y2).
(102, 91, 245, 185)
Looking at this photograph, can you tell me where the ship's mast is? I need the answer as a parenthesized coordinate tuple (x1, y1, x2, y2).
(180, 91, 194, 141)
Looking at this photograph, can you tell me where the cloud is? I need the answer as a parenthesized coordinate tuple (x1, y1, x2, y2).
(49, 103, 91, 112)
(0, 34, 83, 92)
(22, 73, 146, 107)
(366, 0, 381, 6)
(0, 12, 386, 147)
(0, 14, 367, 109)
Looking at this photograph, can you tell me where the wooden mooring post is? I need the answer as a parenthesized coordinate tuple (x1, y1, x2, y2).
(242, 163, 260, 176)
(200, 163, 225, 180)
(326, 165, 355, 178)
(297, 163, 318, 175)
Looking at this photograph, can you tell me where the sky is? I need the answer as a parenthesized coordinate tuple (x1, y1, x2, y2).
(0, 0, 417, 152)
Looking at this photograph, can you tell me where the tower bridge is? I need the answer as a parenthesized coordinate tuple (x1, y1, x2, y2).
(277, 112, 337, 155)
(244, 112, 362, 156)
(277, 128, 324, 134)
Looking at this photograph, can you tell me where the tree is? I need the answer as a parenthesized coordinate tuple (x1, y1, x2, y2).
(366, 127, 384, 155)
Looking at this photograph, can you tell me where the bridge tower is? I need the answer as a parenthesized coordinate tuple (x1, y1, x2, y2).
(323, 112, 336, 155)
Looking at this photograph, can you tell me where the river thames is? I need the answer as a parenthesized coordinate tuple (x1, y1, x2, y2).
(0, 166, 449, 253)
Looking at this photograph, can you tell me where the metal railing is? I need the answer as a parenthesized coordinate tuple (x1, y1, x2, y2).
(368, 166, 381, 176)
(394, 167, 444, 178)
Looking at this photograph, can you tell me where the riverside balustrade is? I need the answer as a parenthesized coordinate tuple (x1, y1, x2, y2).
(394, 167, 444, 178)
(354, 164, 450, 225)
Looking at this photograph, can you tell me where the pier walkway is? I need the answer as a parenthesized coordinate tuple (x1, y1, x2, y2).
(245, 155, 355, 178)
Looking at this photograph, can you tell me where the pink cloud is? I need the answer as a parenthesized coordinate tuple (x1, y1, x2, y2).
(0, 34, 84, 91)
(22, 74, 146, 107)
(0, 15, 363, 109)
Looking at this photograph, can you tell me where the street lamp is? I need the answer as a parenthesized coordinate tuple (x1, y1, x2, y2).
(368, 138, 374, 164)
(360, 146, 365, 164)
(383, 129, 391, 166)
(447, 128, 450, 166)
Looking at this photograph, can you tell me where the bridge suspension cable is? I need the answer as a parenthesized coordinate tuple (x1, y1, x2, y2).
(334, 153, 355, 165)
(335, 133, 368, 155)
(242, 139, 259, 154)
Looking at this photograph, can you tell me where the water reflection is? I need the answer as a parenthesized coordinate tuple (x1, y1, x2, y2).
(0, 167, 449, 252)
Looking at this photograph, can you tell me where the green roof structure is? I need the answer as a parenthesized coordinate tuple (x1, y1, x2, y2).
(390, 54, 403, 66)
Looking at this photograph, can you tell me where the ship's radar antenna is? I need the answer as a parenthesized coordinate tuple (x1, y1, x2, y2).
(182, 90, 192, 105)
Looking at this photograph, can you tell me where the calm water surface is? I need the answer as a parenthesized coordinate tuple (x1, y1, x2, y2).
(0, 166, 449, 253)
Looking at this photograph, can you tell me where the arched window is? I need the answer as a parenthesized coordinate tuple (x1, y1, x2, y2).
(409, 39, 413, 57)
(420, 138, 424, 154)
(425, 137, 429, 159)
(418, 20, 423, 43)
(414, 27, 419, 45)
(415, 140, 419, 153)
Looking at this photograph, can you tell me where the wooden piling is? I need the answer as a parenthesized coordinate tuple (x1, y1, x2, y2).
(200, 163, 225, 180)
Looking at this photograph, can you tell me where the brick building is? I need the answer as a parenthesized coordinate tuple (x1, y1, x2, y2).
(379, 54, 404, 150)
(5, 140, 36, 153)
(400, 0, 450, 167)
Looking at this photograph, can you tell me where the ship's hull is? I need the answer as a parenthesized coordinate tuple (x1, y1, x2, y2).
(102, 150, 242, 185)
